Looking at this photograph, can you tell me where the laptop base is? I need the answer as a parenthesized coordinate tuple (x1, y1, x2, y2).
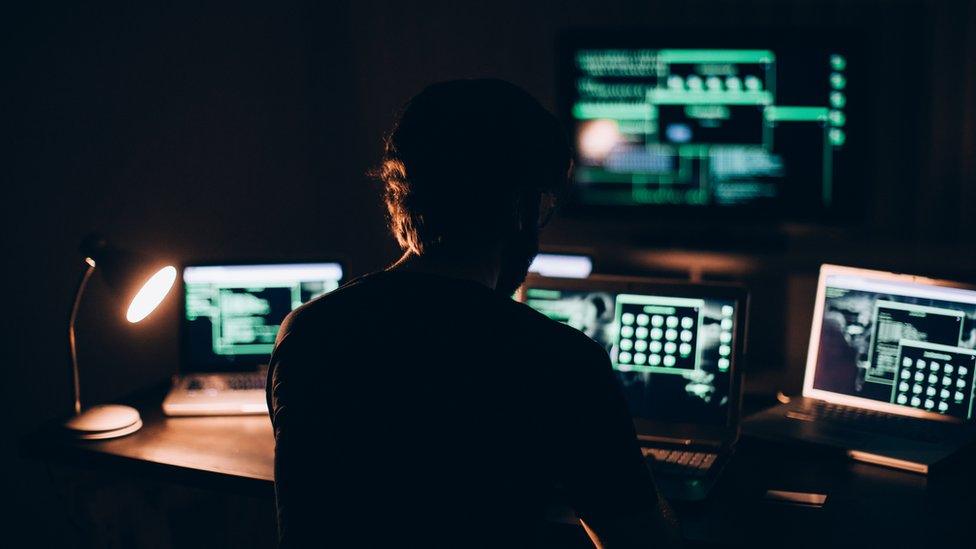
(743, 397, 973, 474)
(162, 373, 267, 416)
(642, 444, 731, 501)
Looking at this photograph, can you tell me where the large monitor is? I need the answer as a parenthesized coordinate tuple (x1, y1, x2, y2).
(559, 29, 863, 221)
(520, 276, 746, 427)
(181, 262, 343, 371)
(805, 265, 976, 421)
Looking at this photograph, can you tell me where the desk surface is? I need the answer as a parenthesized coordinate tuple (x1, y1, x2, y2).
(684, 439, 976, 546)
(26, 392, 976, 547)
(25, 393, 274, 497)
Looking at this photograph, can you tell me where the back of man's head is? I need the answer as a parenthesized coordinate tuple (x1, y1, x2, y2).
(380, 79, 571, 255)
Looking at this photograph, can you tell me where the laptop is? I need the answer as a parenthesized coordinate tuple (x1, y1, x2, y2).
(162, 261, 343, 416)
(743, 264, 976, 474)
(519, 275, 747, 501)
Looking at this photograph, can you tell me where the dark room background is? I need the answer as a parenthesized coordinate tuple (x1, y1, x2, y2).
(3, 0, 975, 545)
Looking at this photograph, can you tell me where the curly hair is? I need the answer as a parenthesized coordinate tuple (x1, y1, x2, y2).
(377, 79, 571, 254)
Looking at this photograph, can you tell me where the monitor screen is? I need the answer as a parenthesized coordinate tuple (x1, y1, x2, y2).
(182, 262, 343, 371)
(523, 286, 738, 425)
(528, 253, 593, 279)
(811, 273, 976, 420)
(560, 30, 861, 219)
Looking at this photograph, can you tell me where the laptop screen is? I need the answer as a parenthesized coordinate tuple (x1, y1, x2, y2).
(808, 267, 976, 420)
(527, 254, 593, 279)
(182, 262, 343, 372)
(522, 283, 740, 426)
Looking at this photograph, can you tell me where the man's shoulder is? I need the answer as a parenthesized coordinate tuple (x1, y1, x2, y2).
(277, 272, 608, 360)
(505, 298, 610, 359)
(275, 276, 371, 344)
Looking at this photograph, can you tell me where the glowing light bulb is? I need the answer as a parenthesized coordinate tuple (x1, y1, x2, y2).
(126, 266, 176, 323)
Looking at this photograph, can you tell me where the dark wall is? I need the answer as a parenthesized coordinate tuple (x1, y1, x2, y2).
(3, 0, 974, 545)
(3, 3, 388, 544)
(346, 0, 976, 244)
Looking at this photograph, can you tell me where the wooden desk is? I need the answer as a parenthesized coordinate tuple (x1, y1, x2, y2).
(25, 391, 976, 548)
(25, 393, 274, 498)
(680, 438, 976, 547)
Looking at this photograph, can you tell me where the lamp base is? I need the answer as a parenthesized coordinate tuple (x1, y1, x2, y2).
(64, 404, 143, 440)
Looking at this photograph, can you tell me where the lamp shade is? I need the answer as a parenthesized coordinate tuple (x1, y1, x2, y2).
(63, 234, 177, 440)
(79, 234, 177, 323)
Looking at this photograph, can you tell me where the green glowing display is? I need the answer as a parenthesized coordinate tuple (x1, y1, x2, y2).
(829, 128, 846, 146)
(764, 106, 829, 122)
(890, 340, 976, 418)
(525, 288, 562, 299)
(647, 89, 773, 105)
(186, 278, 339, 356)
(685, 105, 731, 120)
(573, 102, 655, 120)
(571, 46, 848, 208)
(829, 91, 846, 109)
(523, 287, 738, 380)
(614, 294, 705, 374)
(830, 72, 847, 90)
(829, 110, 846, 127)
(655, 49, 775, 64)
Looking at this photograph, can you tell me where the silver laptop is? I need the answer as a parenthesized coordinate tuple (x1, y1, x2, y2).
(520, 275, 747, 501)
(162, 261, 343, 416)
(744, 264, 976, 473)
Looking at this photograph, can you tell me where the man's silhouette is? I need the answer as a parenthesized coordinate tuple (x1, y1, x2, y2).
(268, 79, 677, 548)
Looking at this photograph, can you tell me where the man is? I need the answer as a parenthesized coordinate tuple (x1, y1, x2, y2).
(268, 79, 678, 547)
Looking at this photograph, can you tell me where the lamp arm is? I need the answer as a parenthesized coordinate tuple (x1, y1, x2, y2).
(69, 261, 96, 416)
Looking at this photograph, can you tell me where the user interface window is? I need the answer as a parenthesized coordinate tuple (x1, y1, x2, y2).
(566, 44, 851, 211)
(524, 287, 736, 425)
(183, 263, 342, 369)
(813, 275, 976, 419)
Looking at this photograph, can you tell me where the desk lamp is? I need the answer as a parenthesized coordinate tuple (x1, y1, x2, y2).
(64, 234, 177, 440)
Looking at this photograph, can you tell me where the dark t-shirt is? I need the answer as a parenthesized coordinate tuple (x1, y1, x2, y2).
(267, 271, 659, 547)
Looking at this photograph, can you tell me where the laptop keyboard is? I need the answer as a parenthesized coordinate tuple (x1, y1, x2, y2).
(642, 448, 717, 477)
(803, 401, 949, 443)
(227, 374, 266, 391)
(186, 374, 265, 392)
